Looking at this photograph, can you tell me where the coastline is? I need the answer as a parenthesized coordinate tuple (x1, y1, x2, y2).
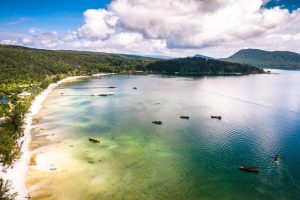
(0, 74, 101, 200)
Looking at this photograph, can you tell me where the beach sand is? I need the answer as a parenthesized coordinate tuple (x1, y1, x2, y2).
(0, 75, 105, 200)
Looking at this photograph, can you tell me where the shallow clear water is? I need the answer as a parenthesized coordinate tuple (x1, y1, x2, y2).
(27, 70, 300, 200)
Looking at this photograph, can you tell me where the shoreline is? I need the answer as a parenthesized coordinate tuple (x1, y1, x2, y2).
(0, 73, 109, 200)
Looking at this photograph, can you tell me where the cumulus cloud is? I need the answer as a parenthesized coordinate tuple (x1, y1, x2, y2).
(1, 0, 300, 57)
(78, 9, 118, 39)
(78, 0, 293, 49)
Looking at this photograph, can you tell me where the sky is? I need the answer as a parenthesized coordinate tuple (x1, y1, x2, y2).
(1, 0, 300, 58)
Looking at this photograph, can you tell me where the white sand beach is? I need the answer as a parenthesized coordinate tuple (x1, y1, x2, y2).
(0, 75, 94, 200)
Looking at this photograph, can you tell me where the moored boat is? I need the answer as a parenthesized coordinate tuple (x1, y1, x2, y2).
(98, 92, 114, 96)
(274, 154, 280, 161)
(211, 115, 222, 120)
(180, 116, 190, 119)
(239, 166, 259, 173)
(274, 154, 280, 165)
(152, 121, 162, 125)
(89, 138, 100, 143)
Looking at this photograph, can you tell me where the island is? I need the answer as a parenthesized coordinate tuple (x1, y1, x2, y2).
(147, 56, 264, 75)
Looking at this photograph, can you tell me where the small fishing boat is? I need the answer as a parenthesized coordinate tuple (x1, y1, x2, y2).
(211, 115, 222, 120)
(133, 87, 137, 90)
(274, 154, 280, 165)
(89, 138, 100, 143)
(108, 86, 116, 88)
(239, 166, 260, 173)
(180, 116, 190, 119)
(98, 92, 114, 96)
(152, 121, 162, 125)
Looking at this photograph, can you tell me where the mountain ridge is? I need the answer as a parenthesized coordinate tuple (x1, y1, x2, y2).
(223, 49, 300, 69)
(193, 54, 215, 60)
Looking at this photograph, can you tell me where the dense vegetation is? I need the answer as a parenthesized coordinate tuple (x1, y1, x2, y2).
(0, 44, 156, 166)
(147, 57, 264, 75)
(223, 49, 300, 69)
(0, 45, 156, 84)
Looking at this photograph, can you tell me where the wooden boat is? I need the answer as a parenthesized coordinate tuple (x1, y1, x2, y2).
(89, 138, 100, 143)
(211, 115, 222, 120)
(180, 116, 190, 119)
(98, 92, 114, 96)
(274, 154, 280, 165)
(239, 166, 259, 173)
(152, 121, 162, 125)
(274, 154, 280, 161)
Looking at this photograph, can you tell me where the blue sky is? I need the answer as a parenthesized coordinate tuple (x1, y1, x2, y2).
(1, 0, 300, 57)
(265, 0, 300, 10)
(0, 0, 111, 32)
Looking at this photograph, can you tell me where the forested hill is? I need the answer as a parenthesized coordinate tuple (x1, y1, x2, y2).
(147, 57, 264, 75)
(223, 49, 300, 69)
(0, 45, 266, 85)
(0, 45, 156, 83)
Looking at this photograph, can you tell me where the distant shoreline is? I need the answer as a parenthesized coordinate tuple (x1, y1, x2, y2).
(148, 71, 265, 76)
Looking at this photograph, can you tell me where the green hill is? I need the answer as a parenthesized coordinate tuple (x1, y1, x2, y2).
(223, 49, 300, 69)
(0, 45, 266, 84)
(147, 57, 264, 75)
(0, 45, 156, 83)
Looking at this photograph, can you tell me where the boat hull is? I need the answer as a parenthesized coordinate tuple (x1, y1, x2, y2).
(211, 116, 222, 120)
(239, 166, 259, 173)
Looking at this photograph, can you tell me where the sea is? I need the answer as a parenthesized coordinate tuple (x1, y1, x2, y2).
(27, 70, 300, 200)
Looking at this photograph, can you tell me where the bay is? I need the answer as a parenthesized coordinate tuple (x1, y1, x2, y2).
(27, 70, 300, 200)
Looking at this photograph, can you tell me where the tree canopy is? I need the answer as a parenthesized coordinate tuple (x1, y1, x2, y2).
(147, 57, 264, 75)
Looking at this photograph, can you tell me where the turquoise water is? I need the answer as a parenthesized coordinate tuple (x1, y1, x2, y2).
(28, 70, 300, 200)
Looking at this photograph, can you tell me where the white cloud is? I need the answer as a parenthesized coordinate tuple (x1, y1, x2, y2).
(22, 37, 32, 44)
(106, 0, 293, 49)
(1, 0, 300, 58)
(72, 0, 300, 56)
(78, 9, 118, 39)
(0, 39, 17, 45)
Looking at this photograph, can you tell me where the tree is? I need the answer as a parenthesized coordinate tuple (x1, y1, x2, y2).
(7, 103, 27, 135)
(0, 178, 17, 200)
(0, 132, 19, 164)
